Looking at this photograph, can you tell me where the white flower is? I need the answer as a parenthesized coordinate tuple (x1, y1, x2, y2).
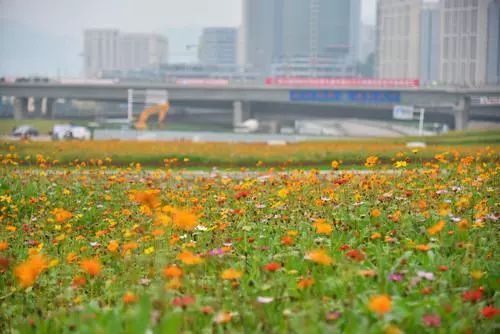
(257, 296, 274, 304)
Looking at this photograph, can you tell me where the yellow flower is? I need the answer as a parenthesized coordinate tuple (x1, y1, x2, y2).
(313, 221, 333, 235)
(394, 160, 407, 168)
(144, 246, 155, 255)
(365, 156, 379, 167)
(221, 268, 243, 280)
(470, 271, 484, 280)
(331, 160, 341, 170)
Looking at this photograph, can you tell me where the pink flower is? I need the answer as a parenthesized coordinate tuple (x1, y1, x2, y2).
(422, 314, 441, 327)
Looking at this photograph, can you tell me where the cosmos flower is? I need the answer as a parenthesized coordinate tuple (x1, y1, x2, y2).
(80, 258, 102, 276)
(305, 250, 334, 265)
(14, 254, 49, 288)
(368, 294, 392, 315)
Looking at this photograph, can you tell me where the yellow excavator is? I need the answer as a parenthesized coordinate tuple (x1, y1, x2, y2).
(134, 103, 170, 130)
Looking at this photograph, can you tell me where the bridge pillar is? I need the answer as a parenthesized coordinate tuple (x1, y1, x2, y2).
(13, 97, 28, 120)
(33, 98, 43, 118)
(453, 96, 471, 130)
(45, 98, 55, 118)
(233, 101, 251, 127)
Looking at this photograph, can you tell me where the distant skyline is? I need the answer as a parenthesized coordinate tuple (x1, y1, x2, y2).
(0, 0, 377, 77)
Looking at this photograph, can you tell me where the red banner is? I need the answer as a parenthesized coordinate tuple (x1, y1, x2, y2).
(265, 77, 420, 88)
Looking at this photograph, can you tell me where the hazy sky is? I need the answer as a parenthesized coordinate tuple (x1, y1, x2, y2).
(0, 0, 376, 76)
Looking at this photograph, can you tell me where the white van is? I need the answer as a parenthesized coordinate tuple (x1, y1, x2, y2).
(52, 124, 91, 141)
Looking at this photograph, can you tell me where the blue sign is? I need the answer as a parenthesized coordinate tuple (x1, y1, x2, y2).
(290, 90, 342, 102)
(347, 91, 400, 103)
(290, 90, 401, 104)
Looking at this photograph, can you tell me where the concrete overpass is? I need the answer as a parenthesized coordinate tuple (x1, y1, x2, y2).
(1, 82, 499, 130)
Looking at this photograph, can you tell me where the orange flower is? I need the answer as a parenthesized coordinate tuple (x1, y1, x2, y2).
(368, 294, 392, 315)
(163, 265, 183, 278)
(365, 156, 379, 167)
(371, 208, 381, 218)
(71, 275, 86, 288)
(281, 235, 294, 246)
(172, 209, 198, 231)
(66, 252, 78, 264)
(0, 241, 8, 251)
(123, 291, 138, 304)
(427, 220, 445, 235)
(51, 208, 73, 223)
(80, 258, 102, 276)
(107, 240, 119, 253)
(297, 277, 314, 289)
(313, 221, 333, 235)
(129, 189, 161, 210)
(458, 219, 469, 230)
(305, 250, 334, 265)
(415, 244, 431, 252)
(221, 268, 243, 280)
(14, 254, 48, 288)
(123, 242, 139, 253)
(177, 250, 203, 265)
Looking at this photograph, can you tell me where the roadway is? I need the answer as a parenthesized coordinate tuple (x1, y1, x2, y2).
(1, 82, 499, 130)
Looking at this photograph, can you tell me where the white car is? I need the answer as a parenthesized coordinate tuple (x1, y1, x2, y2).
(52, 124, 91, 141)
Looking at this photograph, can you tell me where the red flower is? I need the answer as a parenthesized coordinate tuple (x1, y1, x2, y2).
(345, 249, 365, 262)
(172, 295, 196, 308)
(263, 262, 282, 272)
(339, 244, 350, 251)
(481, 306, 499, 319)
(462, 288, 483, 303)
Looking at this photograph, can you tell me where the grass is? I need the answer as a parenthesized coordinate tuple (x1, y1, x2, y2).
(1, 129, 498, 168)
(0, 146, 498, 333)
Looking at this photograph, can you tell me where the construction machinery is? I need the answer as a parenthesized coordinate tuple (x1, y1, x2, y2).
(134, 103, 170, 130)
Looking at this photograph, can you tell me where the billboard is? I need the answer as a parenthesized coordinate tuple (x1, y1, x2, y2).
(290, 90, 401, 104)
(266, 77, 420, 88)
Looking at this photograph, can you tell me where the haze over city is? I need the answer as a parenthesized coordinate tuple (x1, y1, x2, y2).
(0, 0, 376, 77)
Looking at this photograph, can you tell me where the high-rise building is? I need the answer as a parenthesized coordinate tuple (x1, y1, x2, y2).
(242, 0, 361, 76)
(198, 28, 237, 66)
(242, 0, 281, 74)
(118, 33, 168, 71)
(420, 1, 441, 85)
(486, 0, 500, 85)
(376, 0, 422, 79)
(360, 24, 376, 63)
(83, 29, 168, 78)
(439, 0, 491, 87)
(84, 29, 119, 78)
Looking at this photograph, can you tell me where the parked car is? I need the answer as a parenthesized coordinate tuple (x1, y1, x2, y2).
(52, 124, 91, 140)
(12, 125, 39, 137)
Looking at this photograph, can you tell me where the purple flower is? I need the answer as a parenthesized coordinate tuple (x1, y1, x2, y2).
(417, 271, 434, 281)
(388, 273, 404, 282)
(208, 249, 224, 256)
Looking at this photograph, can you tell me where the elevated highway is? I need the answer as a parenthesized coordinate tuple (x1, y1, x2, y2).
(1, 82, 499, 130)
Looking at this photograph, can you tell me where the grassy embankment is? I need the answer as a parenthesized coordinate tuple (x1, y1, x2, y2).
(1, 129, 498, 168)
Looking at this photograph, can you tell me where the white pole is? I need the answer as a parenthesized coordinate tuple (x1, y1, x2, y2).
(127, 89, 133, 124)
(418, 108, 425, 136)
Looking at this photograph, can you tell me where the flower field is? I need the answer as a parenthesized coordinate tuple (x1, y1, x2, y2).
(0, 142, 499, 333)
